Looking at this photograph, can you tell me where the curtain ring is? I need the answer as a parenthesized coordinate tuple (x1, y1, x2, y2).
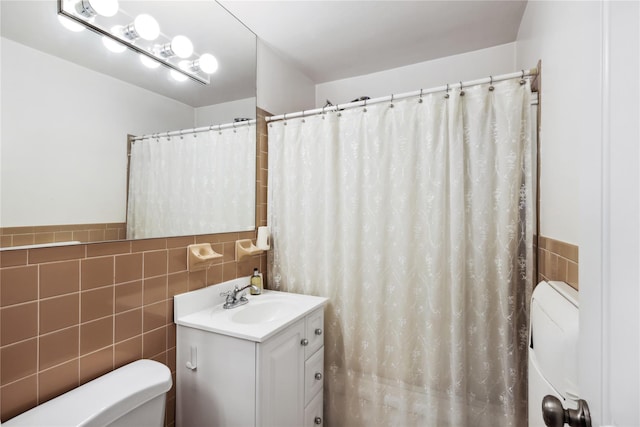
(444, 84, 450, 99)
(301, 110, 306, 123)
(336, 104, 342, 117)
(363, 98, 368, 112)
(390, 94, 395, 108)
(283, 113, 288, 125)
(179, 130, 184, 139)
(418, 88, 424, 103)
(232, 122, 237, 133)
(520, 69, 526, 85)
(489, 76, 495, 91)
(459, 81, 465, 96)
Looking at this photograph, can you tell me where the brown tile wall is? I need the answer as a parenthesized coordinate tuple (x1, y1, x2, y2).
(537, 236, 579, 290)
(0, 108, 271, 425)
(256, 108, 269, 227)
(0, 223, 127, 249)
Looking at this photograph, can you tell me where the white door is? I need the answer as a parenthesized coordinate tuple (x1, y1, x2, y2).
(578, 1, 639, 426)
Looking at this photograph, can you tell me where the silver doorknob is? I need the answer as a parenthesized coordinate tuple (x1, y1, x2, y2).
(315, 372, 323, 380)
(542, 395, 592, 427)
(314, 416, 322, 425)
(301, 338, 309, 346)
(315, 328, 323, 335)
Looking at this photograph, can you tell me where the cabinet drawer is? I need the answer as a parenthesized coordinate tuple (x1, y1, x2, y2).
(305, 308, 324, 358)
(304, 347, 324, 406)
(304, 390, 324, 427)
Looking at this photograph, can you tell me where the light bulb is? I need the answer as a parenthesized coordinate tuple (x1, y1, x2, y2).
(170, 69, 188, 82)
(58, 14, 85, 32)
(123, 14, 160, 41)
(171, 35, 193, 59)
(140, 54, 160, 69)
(76, 0, 119, 18)
(197, 53, 218, 74)
(102, 25, 126, 53)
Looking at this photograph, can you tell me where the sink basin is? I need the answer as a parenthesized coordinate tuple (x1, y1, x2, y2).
(231, 300, 298, 324)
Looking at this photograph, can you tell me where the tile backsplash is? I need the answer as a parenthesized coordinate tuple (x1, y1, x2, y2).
(0, 233, 267, 424)
(537, 235, 579, 290)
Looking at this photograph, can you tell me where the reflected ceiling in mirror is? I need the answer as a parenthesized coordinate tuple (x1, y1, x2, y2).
(0, 1, 258, 249)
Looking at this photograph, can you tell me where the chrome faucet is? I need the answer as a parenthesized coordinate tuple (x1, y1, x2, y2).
(220, 284, 259, 309)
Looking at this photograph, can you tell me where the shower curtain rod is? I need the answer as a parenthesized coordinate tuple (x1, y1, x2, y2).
(266, 67, 539, 123)
(131, 118, 257, 142)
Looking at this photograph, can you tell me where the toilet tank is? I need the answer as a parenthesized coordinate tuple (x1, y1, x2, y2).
(528, 280, 579, 427)
(3, 360, 172, 427)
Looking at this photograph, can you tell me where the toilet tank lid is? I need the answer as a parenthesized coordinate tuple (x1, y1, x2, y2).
(4, 360, 172, 426)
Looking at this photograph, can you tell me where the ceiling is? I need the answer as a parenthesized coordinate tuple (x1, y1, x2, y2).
(1, 1, 528, 106)
(220, 0, 528, 84)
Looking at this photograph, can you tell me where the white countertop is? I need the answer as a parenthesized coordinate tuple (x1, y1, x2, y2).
(174, 278, 328, 342)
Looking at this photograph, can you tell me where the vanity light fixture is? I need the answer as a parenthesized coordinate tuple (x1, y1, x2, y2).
(57, 0, 215, 85)
(57, 14, 85, 32)
(122, 14, 160, 41)
(179, 54, 219, 75)
(75, 0, 119, 18)
(102, 25, 126, 53)
(140, 53, 161, 69)
(157, 35, 194, 59)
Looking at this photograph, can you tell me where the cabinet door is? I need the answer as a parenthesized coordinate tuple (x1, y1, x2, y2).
(257, 319, 305, 427)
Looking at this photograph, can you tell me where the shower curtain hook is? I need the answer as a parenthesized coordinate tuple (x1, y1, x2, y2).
(232, 122, 237, 132)
(459, 81, 465, 96)
(179, 130, 184, 139)
(166, 131, 171, 140)
(218, 124, 223, 134)
(390, 94, 395, 108)
(301, 110, 306, 123)
(336, 104, 342, 116)
(444, 84, 450, 99)
(520, 69, 526, 85)
(489, 76, 495, 91)
(418, 88, 424, 103)
(283, 113, 288, 125)
(363, 98, 368, 112)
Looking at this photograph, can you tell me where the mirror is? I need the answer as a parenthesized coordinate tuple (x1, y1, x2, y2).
(0, 0, 257, 248)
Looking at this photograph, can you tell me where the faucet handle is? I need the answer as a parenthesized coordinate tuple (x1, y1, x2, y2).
(220, 287, 239, 298)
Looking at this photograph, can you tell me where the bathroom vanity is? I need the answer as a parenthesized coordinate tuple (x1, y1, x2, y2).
(174, 278, 328, 427)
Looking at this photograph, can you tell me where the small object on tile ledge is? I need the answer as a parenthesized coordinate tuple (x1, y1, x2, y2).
(235, 239, 262, 261)
(187, 243, 222, 271)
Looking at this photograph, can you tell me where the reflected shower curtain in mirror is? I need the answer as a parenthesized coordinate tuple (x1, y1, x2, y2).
(127, 124, 255, 239)
(268, 79, 533, 426)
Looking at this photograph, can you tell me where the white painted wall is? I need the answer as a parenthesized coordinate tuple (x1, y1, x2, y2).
(1, 37, 194, 227)
(256, 40, 315, 115)
(195, 97, 256, 127)
(516, 1, 601, 245)
(315, 43, 517, 108)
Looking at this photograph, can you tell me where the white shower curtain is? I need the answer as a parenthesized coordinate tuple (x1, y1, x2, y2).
(268, 79, 533, 426)
(127, 124, 255, 239)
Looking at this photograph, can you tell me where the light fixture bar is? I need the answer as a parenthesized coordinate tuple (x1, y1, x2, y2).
(56, 0, 209, 85)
